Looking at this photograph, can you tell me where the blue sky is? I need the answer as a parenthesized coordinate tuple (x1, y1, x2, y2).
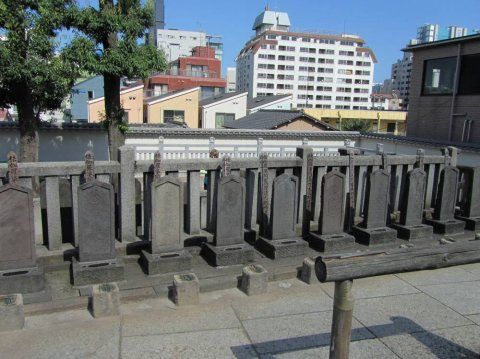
(162, 0, 479, 82)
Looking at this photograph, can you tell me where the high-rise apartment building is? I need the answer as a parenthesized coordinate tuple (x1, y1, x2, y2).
(226, 68, 237, 92)
(417, 24, 474, 44)
(390, 52, 413, 108)
(236, 9, 376, 109)
(148, 0, 165, 47)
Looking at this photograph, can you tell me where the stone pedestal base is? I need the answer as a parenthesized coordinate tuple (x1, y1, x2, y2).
(72, 258, 125, 287)
(300, 257, 319, 284)
(256, 237, 307, 259)
(0, 266, 45, 295)
(426, 219, 465, 235)
(456, 216, 480, 231)
(90, 283, 120, 318)
(308, 232, 355, 253)
(391, 223, 433, 241)
(202, 243, 254, 267)
(173, 273, 199, 306)
(240, 264, 268, 296)
(352, 226, 397, 246)
(0, 294, 24, 332)
(140, 250, 192, 275)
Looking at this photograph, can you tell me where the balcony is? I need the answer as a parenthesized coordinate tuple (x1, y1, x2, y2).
(150, 68, 221, 79)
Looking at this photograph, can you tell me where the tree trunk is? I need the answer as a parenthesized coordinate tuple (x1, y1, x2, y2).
(103, 73, 124, 162)
(17, 92, 39, 163)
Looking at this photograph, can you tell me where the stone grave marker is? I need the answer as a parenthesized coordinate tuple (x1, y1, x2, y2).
(0, 152, 45, 295)
(456, 167, 480, 231)
(71, 151, 124, 286)
(392, 168, 433, 240)
(427, 166, 464, 234)
(202, 175, 254, 266)
(352, 169, 397, 245)
(308, 171, 355, 252)
(140, 165, 192, 275)
(256, 173, 307, 258)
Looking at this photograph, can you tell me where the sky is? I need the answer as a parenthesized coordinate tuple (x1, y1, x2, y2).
(161, 0, 479, 83)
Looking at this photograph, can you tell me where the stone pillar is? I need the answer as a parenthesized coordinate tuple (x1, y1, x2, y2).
(296, 146, 313, 225)
(45, 176, 62, 250)
(186, 170, 201, 235)
(119, 146, 136, 242)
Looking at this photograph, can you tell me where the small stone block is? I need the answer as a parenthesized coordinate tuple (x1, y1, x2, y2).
(308, 232, 355, 252)
(173, 273, 199, 306)
(0, 267, 45, 295)
(72, 257, 125, 287)
(0, 294, 24, 332)
(391, 223, 433, 241)
(352, 226, 398, 245)
(300, 257, 319, 285)
(240, 264, 268, 295)
(202, 243, 254, 267)
(456, 216, 480, 231)
(90, 282, 120, 318)
(255, 237, 307, 259)
(426, 219, 465, 235)
(140, 250, 192, 275)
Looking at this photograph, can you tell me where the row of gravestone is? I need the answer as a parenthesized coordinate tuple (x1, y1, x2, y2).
(1, 150, 479, 295)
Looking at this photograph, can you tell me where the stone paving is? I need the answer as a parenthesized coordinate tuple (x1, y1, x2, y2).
(1, 263, 480, 358)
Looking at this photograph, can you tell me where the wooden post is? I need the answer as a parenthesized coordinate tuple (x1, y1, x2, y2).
(330, 280, 354, 359)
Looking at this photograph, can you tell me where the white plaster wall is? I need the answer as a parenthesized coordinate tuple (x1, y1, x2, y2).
(202, 95, 248, 129)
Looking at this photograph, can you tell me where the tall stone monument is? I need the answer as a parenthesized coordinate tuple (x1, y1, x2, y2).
(426, 166, 464, 234)
(392, 168, 433, 240)
(256, 173, 308, 258)
(352, 169, 398, 245)
(140, 153, 192, 274)
(72, 152, 125, 286)
(0, 152, 45, 294)
(308, 171, 355, 252)
(202, 175, 254, 266)
(456, 167, 480, 231)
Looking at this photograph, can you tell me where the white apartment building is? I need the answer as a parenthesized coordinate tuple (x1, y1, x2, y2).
(156, 29, 223, 62)
(226, 68, 237, 92)
(236, 9, 376, 110)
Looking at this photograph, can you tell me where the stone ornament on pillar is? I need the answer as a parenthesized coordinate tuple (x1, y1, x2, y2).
(426, 166, 465, 235)
(256, 173, 308, 258)
(456, 167, 480, 231)
(392, 168, 433, 241)
(202, 175, 254, 266)
(308, 170, 355, 252)
(352, 169, 398, 245)
(71, 151, 125, 286)
(140, 171, 192, 275)
(0, 152, 45, 295)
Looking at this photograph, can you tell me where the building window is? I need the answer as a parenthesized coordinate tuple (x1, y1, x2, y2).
(422, 57, 456, 95)
(163, 110, 185, 123)
(87, 91, 94, 100)
(387, 123, 396, 133)
(215, 113, 235, 128)
(458, 53, 480, 95)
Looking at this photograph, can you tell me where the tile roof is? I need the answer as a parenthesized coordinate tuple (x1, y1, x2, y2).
(247, 94, 292, 110)
(199, 91, 247, 107)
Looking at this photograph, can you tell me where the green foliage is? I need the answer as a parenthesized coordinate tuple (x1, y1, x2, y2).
(341, 119, 372, 132)
(0, 0, 79, 114)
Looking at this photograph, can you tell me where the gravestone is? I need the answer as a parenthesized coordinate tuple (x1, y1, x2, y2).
(0, 152, 45, 295)
(352, 169, 397, 245)
(456, 167, 480, 231)
(256, 174, 307, 258)
(71, 152, 125, 286)
(140, 175, 192, 275)
(308, 171, 355, 252)
(392, 168, 433, 240)
(202, 175, 254, 266)
(426, 166, 464, 234)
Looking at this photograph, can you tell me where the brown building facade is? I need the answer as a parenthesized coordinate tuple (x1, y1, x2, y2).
(405, 34, 480, 143)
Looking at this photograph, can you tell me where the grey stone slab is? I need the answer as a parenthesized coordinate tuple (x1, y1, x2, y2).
(354, 293, 471, 338)
(418, 280, 480, 315)
(461, 167, 480, 218)
(256, 236, 307, 259)
(151, 175, 184, 253)
(242, 311, 373, 355)
(202, 242, 254, 266)
(433, 166, 458, 221)
(0, 183, 36, 270)
(308, 232, 355, 252)
(121, 303, 241, 336)
(245, 168, 259, 230)
(0, 315, 120, 359)
(78, 180, 116, 262)
(363, 169, 390, 229)
(322, 274, 419, 299)
(121, 328, 257, 359)
(186, 170, 201, 235)
(215, 175, 246, 246)
(45, 176, 62, 250)
(173, 273, 199, 306)
(319, 170, 346, 235)
(119, 145, 136, 242)
(425, 218, 465, 235)
(0, 266, 45, 295)
(260, 338, 398, 359)
(352, 225, 397, 245)
(399, 168, 427, 226)
(396, 266, 480, 286)
(72, 257, 125, 287)
(90, 282, 121, 318)
(140, 249, 192, 275)
(0, 294, 24, 332)
(270, 174, 298, 240)
(381, 324, 480, 359)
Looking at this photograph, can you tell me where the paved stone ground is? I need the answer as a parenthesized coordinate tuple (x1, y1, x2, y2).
(2, 263, 480, 358)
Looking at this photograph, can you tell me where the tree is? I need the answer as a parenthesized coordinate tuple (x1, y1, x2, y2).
(341, 119, 372, 133)
(67, 0, 167, 161)
(0, 0, 79, 162)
